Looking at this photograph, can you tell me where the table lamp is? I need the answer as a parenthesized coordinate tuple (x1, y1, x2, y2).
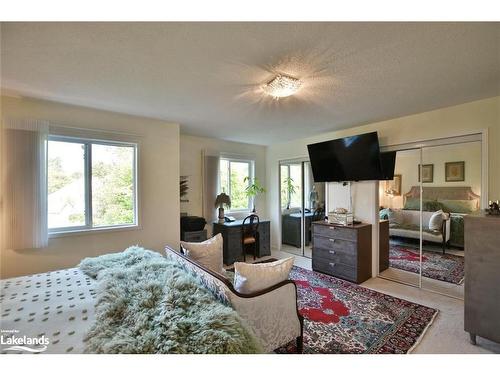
(215, 193, 231, 221)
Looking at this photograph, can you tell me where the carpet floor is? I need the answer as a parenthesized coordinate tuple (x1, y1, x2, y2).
(278, 266, 438, 354)
(389, 244, 465, 285)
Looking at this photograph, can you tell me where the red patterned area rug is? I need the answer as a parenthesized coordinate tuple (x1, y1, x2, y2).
(389, 244, 464, 285)
(277, 266, 438, 354)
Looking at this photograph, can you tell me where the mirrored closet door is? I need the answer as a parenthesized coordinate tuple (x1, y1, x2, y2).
(378, 134, 484, 299)
(420, 140, 482, 299)
(280, 159, 325, 258)
(379, 148, 422, 288)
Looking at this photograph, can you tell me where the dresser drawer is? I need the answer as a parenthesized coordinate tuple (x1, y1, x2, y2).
(313, 224, 357, 241)
(313, 236, 357, 254)
(312, 258, 357, 282)
(313, 247, 357, 267)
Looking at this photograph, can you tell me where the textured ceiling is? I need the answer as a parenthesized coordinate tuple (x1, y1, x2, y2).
(1, 22, 499, 145)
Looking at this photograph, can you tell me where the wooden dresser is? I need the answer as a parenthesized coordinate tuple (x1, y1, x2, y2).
(464, 212, 500, 345)
(311, 221, 372, 284)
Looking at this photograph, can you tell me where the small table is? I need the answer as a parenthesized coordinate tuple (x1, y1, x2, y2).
(213, 219, 271, 265)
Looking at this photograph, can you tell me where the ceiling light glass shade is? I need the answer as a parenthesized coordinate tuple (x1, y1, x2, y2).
(263, 74, 301, 98)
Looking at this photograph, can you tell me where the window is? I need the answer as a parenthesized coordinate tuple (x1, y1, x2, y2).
(219, 158, 253, 211)
(48, 136, 137, 233)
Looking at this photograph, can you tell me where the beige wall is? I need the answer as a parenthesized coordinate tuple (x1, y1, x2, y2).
(1, 95, 180, 278)
(180, 134, 267, 222)
(267, 96, 499, 274)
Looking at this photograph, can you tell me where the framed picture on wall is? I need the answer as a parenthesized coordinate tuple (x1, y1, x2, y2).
(418, 164, 434, 183)
(445, 161, 465, 182)
(384, 174, 402, 196)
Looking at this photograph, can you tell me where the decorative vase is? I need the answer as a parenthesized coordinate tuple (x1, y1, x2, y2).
(218, 207, 225, 221)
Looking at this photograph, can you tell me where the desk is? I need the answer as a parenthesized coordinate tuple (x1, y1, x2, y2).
(213, 219, 271, 265)
(282, 212, 314, 248)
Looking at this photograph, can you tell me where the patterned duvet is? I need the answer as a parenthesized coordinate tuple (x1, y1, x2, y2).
(1, 268, 96, 354)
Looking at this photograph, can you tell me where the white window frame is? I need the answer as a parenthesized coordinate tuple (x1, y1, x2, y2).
(48, 135, 139, 235)
(219, 157, 254, 213)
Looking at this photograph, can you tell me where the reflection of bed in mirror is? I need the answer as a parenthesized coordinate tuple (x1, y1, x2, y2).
(379, 186, 478, 285)
(401, 186, 480, 248)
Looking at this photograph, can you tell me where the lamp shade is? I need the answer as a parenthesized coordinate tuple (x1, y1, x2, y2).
(214, 193, 231, 208)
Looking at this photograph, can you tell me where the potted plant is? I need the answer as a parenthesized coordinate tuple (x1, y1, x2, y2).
(282, 177, 297, 210)
(244, 177, 266, 213)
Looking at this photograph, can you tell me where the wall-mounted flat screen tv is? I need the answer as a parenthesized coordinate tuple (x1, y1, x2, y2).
(307, 132, 383, 182)
(379, 151, 397, 180)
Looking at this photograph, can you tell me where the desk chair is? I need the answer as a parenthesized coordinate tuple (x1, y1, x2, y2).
(241, 214, 260, 261)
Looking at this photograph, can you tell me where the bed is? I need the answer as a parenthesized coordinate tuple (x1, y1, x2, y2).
(0, 267, 96, 353)
(402, 186, 481, 248)
(0, 246, 302, 354)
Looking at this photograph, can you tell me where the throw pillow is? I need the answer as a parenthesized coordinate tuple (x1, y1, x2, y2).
(180, 233, 224, 274)
(233, 257, 294, 294)
(379, 208, 389, 220)
(423, 200, 444, 212)
(404, 198, 443, 212)
(403, 198, 421, 210)
(439, 199, 478, 213)
(428, 210, 444, 231)
(386, 208, 403, 226)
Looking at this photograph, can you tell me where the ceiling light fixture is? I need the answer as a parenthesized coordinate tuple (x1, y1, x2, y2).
(263, 74, 301, 99)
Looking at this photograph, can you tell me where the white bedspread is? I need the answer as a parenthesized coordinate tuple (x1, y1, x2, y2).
(1, 268, 96, 354)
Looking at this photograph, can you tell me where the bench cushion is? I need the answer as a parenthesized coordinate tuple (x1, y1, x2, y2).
(390, 223, 444, 243)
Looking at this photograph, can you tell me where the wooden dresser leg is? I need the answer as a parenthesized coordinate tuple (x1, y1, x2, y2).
(296, 335, 303, 353)
(469, 333, 477, 345)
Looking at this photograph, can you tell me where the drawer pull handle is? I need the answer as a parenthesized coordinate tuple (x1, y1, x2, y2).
(329, 250, 336, 255)
(329, 262, 336, 267)
(329, 238, 336, 243)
